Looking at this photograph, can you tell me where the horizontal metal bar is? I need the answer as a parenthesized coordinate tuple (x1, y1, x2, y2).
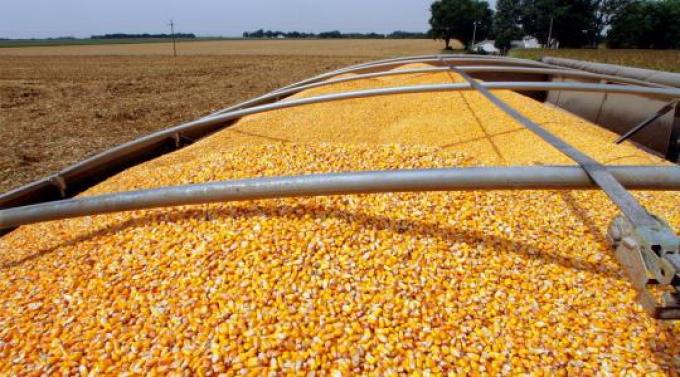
(205, 67, 452, 118)
(275, 56, 560, 93)
(341, 54, 564, 72)
(542, 56, 680, 88)
(334, 54, 541, 74)
(1, 166, 679, 230)
(202, 55, 496, 118)
(183, 82, 680, 131)
(203, 54, 664, 125)
(274, 55, 476, 92)
(3, 81, 679, 208)
(465, 66, 668, 87)
(482, 82, 678, 96)
(208, 66, 670, 119)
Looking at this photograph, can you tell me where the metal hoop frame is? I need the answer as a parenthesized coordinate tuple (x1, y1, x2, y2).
(1, 54, 679, 229)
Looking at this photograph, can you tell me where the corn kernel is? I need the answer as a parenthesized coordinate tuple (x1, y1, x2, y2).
(0, 64, 678, 375)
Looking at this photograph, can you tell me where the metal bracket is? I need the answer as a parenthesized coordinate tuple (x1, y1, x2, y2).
(171, 133, 181, 148)
(608, 214, 680, 319)
(441, 58, 680, 320)
(667, 103, 680, 163)
(170, 133, 198, 148)
(48, 175, 67, 198)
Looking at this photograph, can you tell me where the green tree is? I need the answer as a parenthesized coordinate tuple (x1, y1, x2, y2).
(607, 1, 658, 48)
(493, 0, 524, 51)
(657, 0, 680, 49)
(522, 0, 598, 48)
(593, 0, 633, 44)
(429, 0, 493, 49)
(607, 0, 680, 49)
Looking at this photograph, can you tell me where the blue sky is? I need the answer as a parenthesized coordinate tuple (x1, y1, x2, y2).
(1, 0, 496, 39)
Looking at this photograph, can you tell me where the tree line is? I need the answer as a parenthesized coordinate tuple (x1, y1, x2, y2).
(90, 33, 197, 39)
(607, 0, 680, 48)
(242, 29, 429, 39)
(429, 0, 680, 51)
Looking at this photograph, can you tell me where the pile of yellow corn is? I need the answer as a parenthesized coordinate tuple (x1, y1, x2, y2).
(0, 64, 678, 375)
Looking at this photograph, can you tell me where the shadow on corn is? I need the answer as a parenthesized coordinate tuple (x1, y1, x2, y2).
(439, 127, 525, 150)
(559, 192, 609, 245)
(3, 202, 623, 282)
(559, 191, 678, 372)
(229, 129, 292, 144)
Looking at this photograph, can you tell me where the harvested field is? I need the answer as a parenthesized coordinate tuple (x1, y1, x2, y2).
(0, 39, 445, 57)
(1, 65, 678, 375)
(0, 40, 446, 194)
(0, 55, 367, 193)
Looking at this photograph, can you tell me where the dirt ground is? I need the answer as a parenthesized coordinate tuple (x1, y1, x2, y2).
(0, 39, 446, 57)
(0, 40, 445, 194)
(0, 55, 373, 193)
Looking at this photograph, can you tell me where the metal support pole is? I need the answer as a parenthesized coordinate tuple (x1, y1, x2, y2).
(442, 60, 657, 228)
(1, 166, 679, 231)
(471, 22, 478, 52)
(594, 79, 609, 125)
(616, 101, 678, 145)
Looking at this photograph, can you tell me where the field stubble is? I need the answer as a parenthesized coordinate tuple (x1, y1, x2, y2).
(0, 39, 444, 57)
(0, 39, 445, 193)
(0, 55, 367, 193)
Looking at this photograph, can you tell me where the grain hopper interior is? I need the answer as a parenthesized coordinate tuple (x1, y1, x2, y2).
(1, 55, 679, 374)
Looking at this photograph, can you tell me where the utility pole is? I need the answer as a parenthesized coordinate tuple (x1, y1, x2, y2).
(169, 19, 177, 57)
(547, 16, 554, 49)
(471, 21, 478, 52)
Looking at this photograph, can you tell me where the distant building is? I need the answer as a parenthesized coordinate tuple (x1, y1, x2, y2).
(511, 36, 542, 49)
(472, 40, 501, 55)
